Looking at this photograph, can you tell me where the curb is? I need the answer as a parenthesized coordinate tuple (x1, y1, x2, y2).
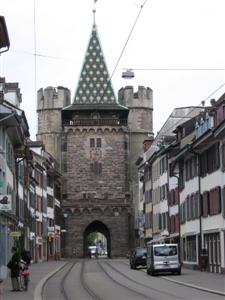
(139, 267, 225, 297)
(161, 276, 225, 297)
(33, 262, 67, 300)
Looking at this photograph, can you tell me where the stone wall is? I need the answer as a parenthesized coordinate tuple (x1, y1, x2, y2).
(62, 125, 131, 257)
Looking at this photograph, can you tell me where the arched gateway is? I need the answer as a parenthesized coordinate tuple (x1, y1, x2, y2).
(59, 22, 132, 258)
(84, 220, 110, 257)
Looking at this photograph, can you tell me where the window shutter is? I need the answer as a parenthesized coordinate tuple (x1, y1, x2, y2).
(202, 191, 209, 217)
(215, 143, 220, 170)
(209, 187, 220, 215)
(210, 189, 215, 215)
(187, 196, 190, 221)
(170, 215, 174, 233)
(216, 186, 221, 214)
(194, 192, 199, 218)
(175, 187, 179, 205)
(168, 190, 171, 206)
(183, 201, 186, 223)
(222, 143, 225, 171)
(200, 152, 207, 177)
(185, 161, 189, 181)
(223, 186, 225, 218)
(175, 214, 179, 233)
(191, 194, 194, 220)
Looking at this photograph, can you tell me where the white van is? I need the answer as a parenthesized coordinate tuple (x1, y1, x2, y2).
(146, 242, 181, 276)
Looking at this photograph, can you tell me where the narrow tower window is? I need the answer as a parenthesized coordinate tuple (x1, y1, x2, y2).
(90, 138, 95, 148)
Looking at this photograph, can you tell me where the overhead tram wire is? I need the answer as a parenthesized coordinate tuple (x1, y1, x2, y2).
(10, 49, 77, 62)
(109, 0, 148, 81)
(154, 82, 225, 139)
(98, 0, 149, 103)
(123, 67, 225, 71)
(33, 0, 37, 104)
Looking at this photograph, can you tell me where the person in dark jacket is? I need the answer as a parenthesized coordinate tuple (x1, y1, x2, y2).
(7, 246, 20, 291)
(21, 250, 31, 265)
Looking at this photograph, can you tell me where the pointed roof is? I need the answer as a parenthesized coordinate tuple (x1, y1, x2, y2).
(64, 23, 127, 111)
(74, 23, 117, 105)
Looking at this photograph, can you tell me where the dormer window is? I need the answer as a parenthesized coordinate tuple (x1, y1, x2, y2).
(195, 121, 199, 129)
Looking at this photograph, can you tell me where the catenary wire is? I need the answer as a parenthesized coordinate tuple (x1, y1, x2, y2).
(154, 82, 225, 139)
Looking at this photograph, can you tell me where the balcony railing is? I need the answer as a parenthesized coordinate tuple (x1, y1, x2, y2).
(63, 118, 128, 127)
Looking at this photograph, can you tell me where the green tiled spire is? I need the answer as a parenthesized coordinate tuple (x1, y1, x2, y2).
(73, 24, 117, 105)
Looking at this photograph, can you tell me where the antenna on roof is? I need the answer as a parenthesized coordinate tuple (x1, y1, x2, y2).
(93, 0, 98, 25)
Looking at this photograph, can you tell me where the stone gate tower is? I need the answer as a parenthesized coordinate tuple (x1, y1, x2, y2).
(36, 20, 153, 257)
(60, 22, 131, 258)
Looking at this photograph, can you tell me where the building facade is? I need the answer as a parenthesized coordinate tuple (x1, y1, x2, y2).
(138, 98, 225, 273)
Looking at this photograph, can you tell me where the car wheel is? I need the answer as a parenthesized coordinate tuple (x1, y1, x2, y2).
(177, 269, 181, 275)
(150, 269, 154, 276)
(147, 268, 150, 275)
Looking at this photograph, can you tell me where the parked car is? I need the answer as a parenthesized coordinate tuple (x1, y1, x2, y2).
(129, 247, 147, 269)
(146, 242, 181, 276)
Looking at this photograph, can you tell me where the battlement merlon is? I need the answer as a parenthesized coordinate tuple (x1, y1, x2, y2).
(37, 86, 71, 111)
(118, 86, 153, 110)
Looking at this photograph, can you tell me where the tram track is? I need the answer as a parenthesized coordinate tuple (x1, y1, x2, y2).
(106, 261, 188, 300)
(42, 260, 103, 300)
(41, 262, 73, 300)
(80, 260, 102, 300)
(42, 259, 199, 300)
(97, 260, 153, 299)
(60, 262, 76, 300)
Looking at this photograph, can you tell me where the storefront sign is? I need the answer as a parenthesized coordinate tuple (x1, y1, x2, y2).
(0, 195, 12, 211)
(48, 226, 55, 232)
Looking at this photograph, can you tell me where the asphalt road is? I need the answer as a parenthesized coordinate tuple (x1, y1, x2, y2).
(42, 259, 225, 300)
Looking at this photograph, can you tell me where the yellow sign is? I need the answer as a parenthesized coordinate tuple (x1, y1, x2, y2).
(9, 231, 21, 237)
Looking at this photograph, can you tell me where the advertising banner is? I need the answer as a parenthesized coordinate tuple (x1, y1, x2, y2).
(0, 195, 12, 211)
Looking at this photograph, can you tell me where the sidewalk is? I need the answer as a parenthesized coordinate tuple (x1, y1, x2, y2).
(161, 268, 225, 296)
(0, 260, 66, 300)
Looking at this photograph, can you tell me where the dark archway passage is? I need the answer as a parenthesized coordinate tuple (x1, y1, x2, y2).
(83, 220, 111, 258)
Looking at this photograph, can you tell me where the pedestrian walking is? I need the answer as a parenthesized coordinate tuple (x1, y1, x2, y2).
(7, 246, 21, 291)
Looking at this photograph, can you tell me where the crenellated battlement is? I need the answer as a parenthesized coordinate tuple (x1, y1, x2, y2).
(37, 86, 71, 110)
(118, 85, 153, 109)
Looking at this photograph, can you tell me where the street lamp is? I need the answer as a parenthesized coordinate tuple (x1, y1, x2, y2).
(122, 69, 135, 79)
(61, 212, 68, 257)
(0, 16, 10, 54)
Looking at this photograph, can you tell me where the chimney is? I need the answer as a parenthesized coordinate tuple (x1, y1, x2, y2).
(143, 139, 153, 153)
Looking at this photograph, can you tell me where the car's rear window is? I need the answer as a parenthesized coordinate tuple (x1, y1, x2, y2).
(154, 245, 177, 256)
(136, 248, 147, 255)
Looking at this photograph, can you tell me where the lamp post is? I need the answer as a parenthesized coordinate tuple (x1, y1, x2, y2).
(61, 212, 68, 257)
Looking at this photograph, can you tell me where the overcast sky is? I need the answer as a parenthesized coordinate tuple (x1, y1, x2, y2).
(1, 0, 225, 139)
